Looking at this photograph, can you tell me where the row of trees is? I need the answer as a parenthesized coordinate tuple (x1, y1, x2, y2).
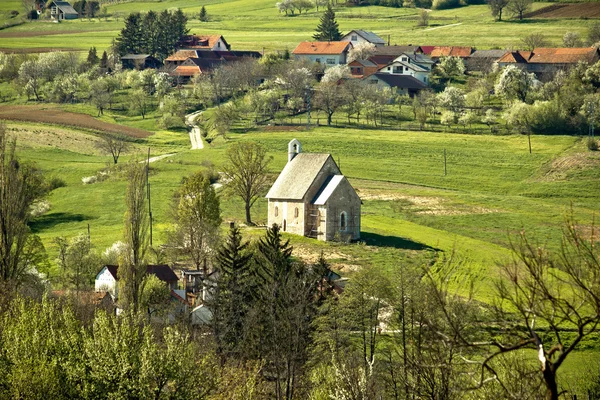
(115, 10, 188, 61)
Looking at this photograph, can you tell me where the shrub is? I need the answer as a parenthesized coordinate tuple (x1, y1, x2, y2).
(588, 137, 599, 151)
(159, 114, 186, 130)
(48, 177, 67, 191)
(27, 9, 38, 20)
(30, 200, 51, 217)
(432, 0, 460, 10)
(82, 176, 97, 185)
(9, 10, 19, 18)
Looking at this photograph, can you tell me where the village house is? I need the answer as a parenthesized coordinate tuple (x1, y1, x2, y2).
(121, 54, 162, 70)
(95, 264, 180, 299)
(348, 58, 379, 78)
(429, 46, 474, 60)
(170, 57, 226, 81)
(465, 49, 508, 73)
(365, 73, 427, 97)
(497, 47, 600, 79)
(341, 30, 386, 48)
(178, 34, 230, 51)
(292, 41, 353, 68)
(377, 52, 434, 85)
(48, 0, 78, 20)
(266, 139, 361, 242)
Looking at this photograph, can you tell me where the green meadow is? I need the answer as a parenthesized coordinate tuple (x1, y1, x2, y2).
(0, 0, 596, 53)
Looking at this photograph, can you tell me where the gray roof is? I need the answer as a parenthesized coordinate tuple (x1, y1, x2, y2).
(398, 52, 434, 65)
(385, 60, 428, 73)
(372, 73, 428, 90)
(469, 50, 507, 59)
(121, 54, 152, 60)
(374, 46, 421, 57)
(347, 30, 386, 45)
(54, 1, 78, 14)
(266, 153, 333, 200)
(353, 59, 377, 67)
(313, 175, 344, 205)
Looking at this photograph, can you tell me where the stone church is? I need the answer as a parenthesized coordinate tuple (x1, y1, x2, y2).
(266, 139, 361, 241)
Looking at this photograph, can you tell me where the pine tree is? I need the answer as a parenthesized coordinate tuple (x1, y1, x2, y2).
(211, 224, 253, 357)
(140, 10, 159, 57)
(86, 47, 99, 66)
(115, 13, 143, 56)
(199, 6, 208, 22)
(313, 3, 341, 41)
(99, 51, 108, 70)
(257, 223, 293, 283)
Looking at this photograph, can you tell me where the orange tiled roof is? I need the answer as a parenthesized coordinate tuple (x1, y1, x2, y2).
(292, 41, 351, 55)
(430, 46, 473, 58)
(165, 50, 200, 62)
(528, 47, 598, 64)
(497, 51, 532, 64)
(173, 66, 201, 76)
(183, 35, 224, 50)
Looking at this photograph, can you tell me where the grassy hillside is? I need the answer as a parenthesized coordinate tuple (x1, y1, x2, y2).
(7, 119, 597, 292)
(0, 1, 596, 53)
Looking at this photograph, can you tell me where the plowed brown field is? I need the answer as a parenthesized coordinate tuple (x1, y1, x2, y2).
(524, 3, 600, 18)
(0, 105, 152, 138)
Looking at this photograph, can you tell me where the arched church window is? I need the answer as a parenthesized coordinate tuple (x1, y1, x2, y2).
(340, 212, 347, 231)
(275, 206, 279, 217)
(294, 207, 299, 218)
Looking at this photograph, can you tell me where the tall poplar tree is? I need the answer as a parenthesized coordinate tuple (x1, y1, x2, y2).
(313, 3, 341, 41)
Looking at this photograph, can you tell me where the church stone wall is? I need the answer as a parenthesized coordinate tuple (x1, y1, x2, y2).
(322, 179, 361, 241)
(268, 200, 305, 236)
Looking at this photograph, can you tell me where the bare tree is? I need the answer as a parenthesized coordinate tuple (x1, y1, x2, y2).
(222, 142, 272, 225)
(507, 0, 532, 21)
(427, 217, 600, 400)
(0, 122, 47, 285)
(96, 133, 130, 165)
(487, 0, 511, 21)
(170, 171, 222, 273)
(118, 160, 149, 312)
(521, 33, 548, 51)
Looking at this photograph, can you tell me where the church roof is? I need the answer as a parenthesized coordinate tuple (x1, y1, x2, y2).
(312, 175, 345, 205)
(266, 153, 334, 200)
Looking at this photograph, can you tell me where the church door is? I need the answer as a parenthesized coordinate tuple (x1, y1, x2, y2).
(283, 219, 287, 232)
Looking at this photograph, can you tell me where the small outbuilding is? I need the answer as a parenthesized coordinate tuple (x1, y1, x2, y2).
(121, 54, 162, 70)
(266, 139, 361, 242)
(49, 1, 78, 20)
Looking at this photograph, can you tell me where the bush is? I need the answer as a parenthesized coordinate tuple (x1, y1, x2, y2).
(82, 176, 97, 185)
(27, 9, 38, 20)
(588, 137, 599, 151)
(159, 114, 186, 130)
(9, 10, 19, 18)
(29, 200, 51, 217)
(48, 177, 67, 191)
(432, 0, 461, 10)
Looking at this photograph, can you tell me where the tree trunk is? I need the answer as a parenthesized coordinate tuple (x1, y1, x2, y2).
(245, 202, 252, 225)
(543, 366, 558, 400)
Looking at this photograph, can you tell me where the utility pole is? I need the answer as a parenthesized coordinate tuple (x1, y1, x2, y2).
(443, 148, 447, 176)
(306, 86, 312, 128)
(147, 147, 153, 247)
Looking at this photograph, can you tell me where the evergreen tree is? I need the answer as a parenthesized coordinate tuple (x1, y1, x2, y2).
(257, 223, 293, 283)
(141, 11, 159, 57)
(199, 6, 208, 22)
(115, 13, 143, 56)
(86, 47, 99, 66)
(211, 224, 254, 357)
(99, 50, 108, 70)
(313, 3, 341, 41)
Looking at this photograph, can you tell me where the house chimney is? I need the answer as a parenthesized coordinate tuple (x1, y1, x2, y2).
(288, 139, 302, 162)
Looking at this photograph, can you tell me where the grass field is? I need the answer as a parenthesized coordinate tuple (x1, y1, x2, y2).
(0, 0, 596, 54)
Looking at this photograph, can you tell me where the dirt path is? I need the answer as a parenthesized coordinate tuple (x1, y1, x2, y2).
(185, 111, 204, 150)
(146, 153, 176, 163)
(424, 22, 462, 31)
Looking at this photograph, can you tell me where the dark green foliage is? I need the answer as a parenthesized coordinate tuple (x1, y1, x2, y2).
(211, 225, 254, 357)
(72, 0, 86, 14)
(199, 6, 208, 22)
(256, 223, 293, 283)
(48, 176, 67, 191)
(86, 47, 98, 66)
(85, 1, 99, 18)
(587, 137, 599, 151)
(99, 50, 108, 70)
(115, 10, 188, 60)
(27, 9, 38, 20)
(313, 3, 341, 41)
(432, 0, 461, 10)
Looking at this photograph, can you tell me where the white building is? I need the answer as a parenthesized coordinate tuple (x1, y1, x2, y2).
(341, 30, 386, 48)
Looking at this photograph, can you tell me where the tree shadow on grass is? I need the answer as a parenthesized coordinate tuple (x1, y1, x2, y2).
(361, 232, 438, 252)
(30, 212, 91, 233)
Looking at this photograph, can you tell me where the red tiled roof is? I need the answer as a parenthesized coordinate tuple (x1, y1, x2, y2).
(172, 66, 201, 76)
(420, 46, 435, 55)
(430, 46, 473, 58)
(165, 50, 201, 62)
(528, 47, 598, 64)
(179, 34, 227, 50)
(292, 41, 351, 55)
(497, 51, 531, 64)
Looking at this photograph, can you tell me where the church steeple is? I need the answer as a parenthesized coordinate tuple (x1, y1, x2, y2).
(288, 138, 302, 162)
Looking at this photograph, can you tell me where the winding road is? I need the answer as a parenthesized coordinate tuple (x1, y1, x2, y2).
(185, 111, 205, 150)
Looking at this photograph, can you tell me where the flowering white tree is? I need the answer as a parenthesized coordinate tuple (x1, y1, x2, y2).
(321, 64, 350, 83)
(347, 42, 376, 63)
(495, 65, 536, 103)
